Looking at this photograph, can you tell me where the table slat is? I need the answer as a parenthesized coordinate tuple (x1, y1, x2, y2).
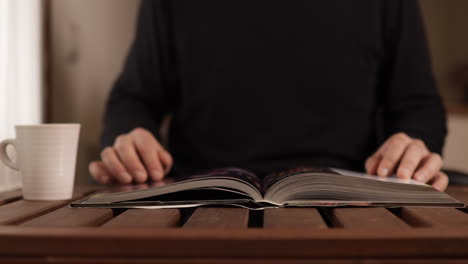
(0, 188, 97, 225)
(0, 189, 22, 205)
(20, 207, 113, 227)
(446, 186, 468, 204)
(183, 208, 249, 228)
(0, 200, 73, 225)
(102, 209, 180, 228)
(263, 208, 327, 229)
(4, 257, 468, 264)
(1, 227, 468, 259)
(330, 208, 410, 229)
(400, 207, 468, 227)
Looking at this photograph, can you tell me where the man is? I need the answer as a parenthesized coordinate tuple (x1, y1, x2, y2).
(89, 0, 449, 191)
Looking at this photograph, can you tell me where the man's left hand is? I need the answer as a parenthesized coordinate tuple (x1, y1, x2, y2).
(365, 132, 448, 191)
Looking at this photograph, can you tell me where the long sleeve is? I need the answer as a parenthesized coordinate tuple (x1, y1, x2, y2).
(380, 0, 447, 154)
(99, 1, 448, 174)
(101, 0, 175, 148)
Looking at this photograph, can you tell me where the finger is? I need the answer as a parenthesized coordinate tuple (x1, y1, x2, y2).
(158, 148, 174, 174)
(428, 171, 449, 191)
(114, 135, 148, 183)
(413, 153, 443, 183)
(366, 140, 389, 174)
(365, 154, 381, 175)
(89, 161, 112, 184)
(133, 135, 165, 181)
(376, 134, 412, 177)
(100, 147, 132, 184)
(396, 140, 429, 179)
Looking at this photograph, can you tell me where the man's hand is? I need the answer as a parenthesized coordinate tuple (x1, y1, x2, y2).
(365, 132, 448, 191)
(89, 128, 173, 184)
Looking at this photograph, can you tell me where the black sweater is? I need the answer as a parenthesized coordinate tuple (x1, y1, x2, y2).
(102, 0, 447, 177)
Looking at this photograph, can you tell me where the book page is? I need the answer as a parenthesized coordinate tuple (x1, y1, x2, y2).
(99, 167, 262, 195)
(262, 167, 463, 207)
(72, 167, 264, 205)
(262, 167, 339, 193)
(185, 167, 262, 191)
(330, 168, 428, 186)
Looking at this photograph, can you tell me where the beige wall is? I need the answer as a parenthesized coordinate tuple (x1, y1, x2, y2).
(48, 0, 468, 185)
(420, 0, 468, 104)
(419, 0, 468, 171)
(445, 115, 468, 172)
(48, 0, 140, 183)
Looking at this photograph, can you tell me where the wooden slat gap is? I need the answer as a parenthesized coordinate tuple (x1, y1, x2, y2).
(0, 189, 23, 206)
(331, 207, 411, 229)
(0, 195, 22, 205)
(110, 208, 127, 218)
(456, 208, 468, 214)
(316, 208, 338, 228)
(388, 208, 432, 227)
(178, 208, 197, 227)
(248, 209, 263, 228)
(399, 207, 468, 228)
(21, 207, 114, 228)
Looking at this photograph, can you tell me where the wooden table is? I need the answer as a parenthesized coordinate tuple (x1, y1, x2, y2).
(0, 185, 467, 263)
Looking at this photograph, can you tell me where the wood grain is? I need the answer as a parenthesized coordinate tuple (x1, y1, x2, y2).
(0, 186, 467, 262)
(0, 188, 98, 225)
(264, 208, 327, 229)
(330, 208, 410, 229)
(0, 227, 468, 258)
(446, 185, 468, 204)
(183, 208, 249, 228)
(0, 200, 74, 225)
(3, 257, 468, 264)
(102, 209, 180, 228)
(20, 207, 113, 227)
(399, 207, 468, 227)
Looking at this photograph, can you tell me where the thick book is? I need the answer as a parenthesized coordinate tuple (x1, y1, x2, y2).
(71, 167, 464, 209)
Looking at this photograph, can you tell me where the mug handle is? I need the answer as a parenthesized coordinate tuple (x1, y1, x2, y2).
(0, 139, 19, 171)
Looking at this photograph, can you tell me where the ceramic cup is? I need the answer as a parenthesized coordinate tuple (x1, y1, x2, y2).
(0, 124, 80, 200)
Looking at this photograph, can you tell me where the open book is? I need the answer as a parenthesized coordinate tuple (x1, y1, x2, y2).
(71, 167, 464, 209)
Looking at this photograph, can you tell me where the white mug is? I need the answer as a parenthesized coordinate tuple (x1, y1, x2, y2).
(0, 124, 80, 200)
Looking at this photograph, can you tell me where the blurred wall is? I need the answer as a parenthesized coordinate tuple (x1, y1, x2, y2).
(47, 0, 468, 185)
(420, 0, 468, 172)
(420, 0, 468, 105)
(48, 0, 140, 183)
(445, 115, 468, 172)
